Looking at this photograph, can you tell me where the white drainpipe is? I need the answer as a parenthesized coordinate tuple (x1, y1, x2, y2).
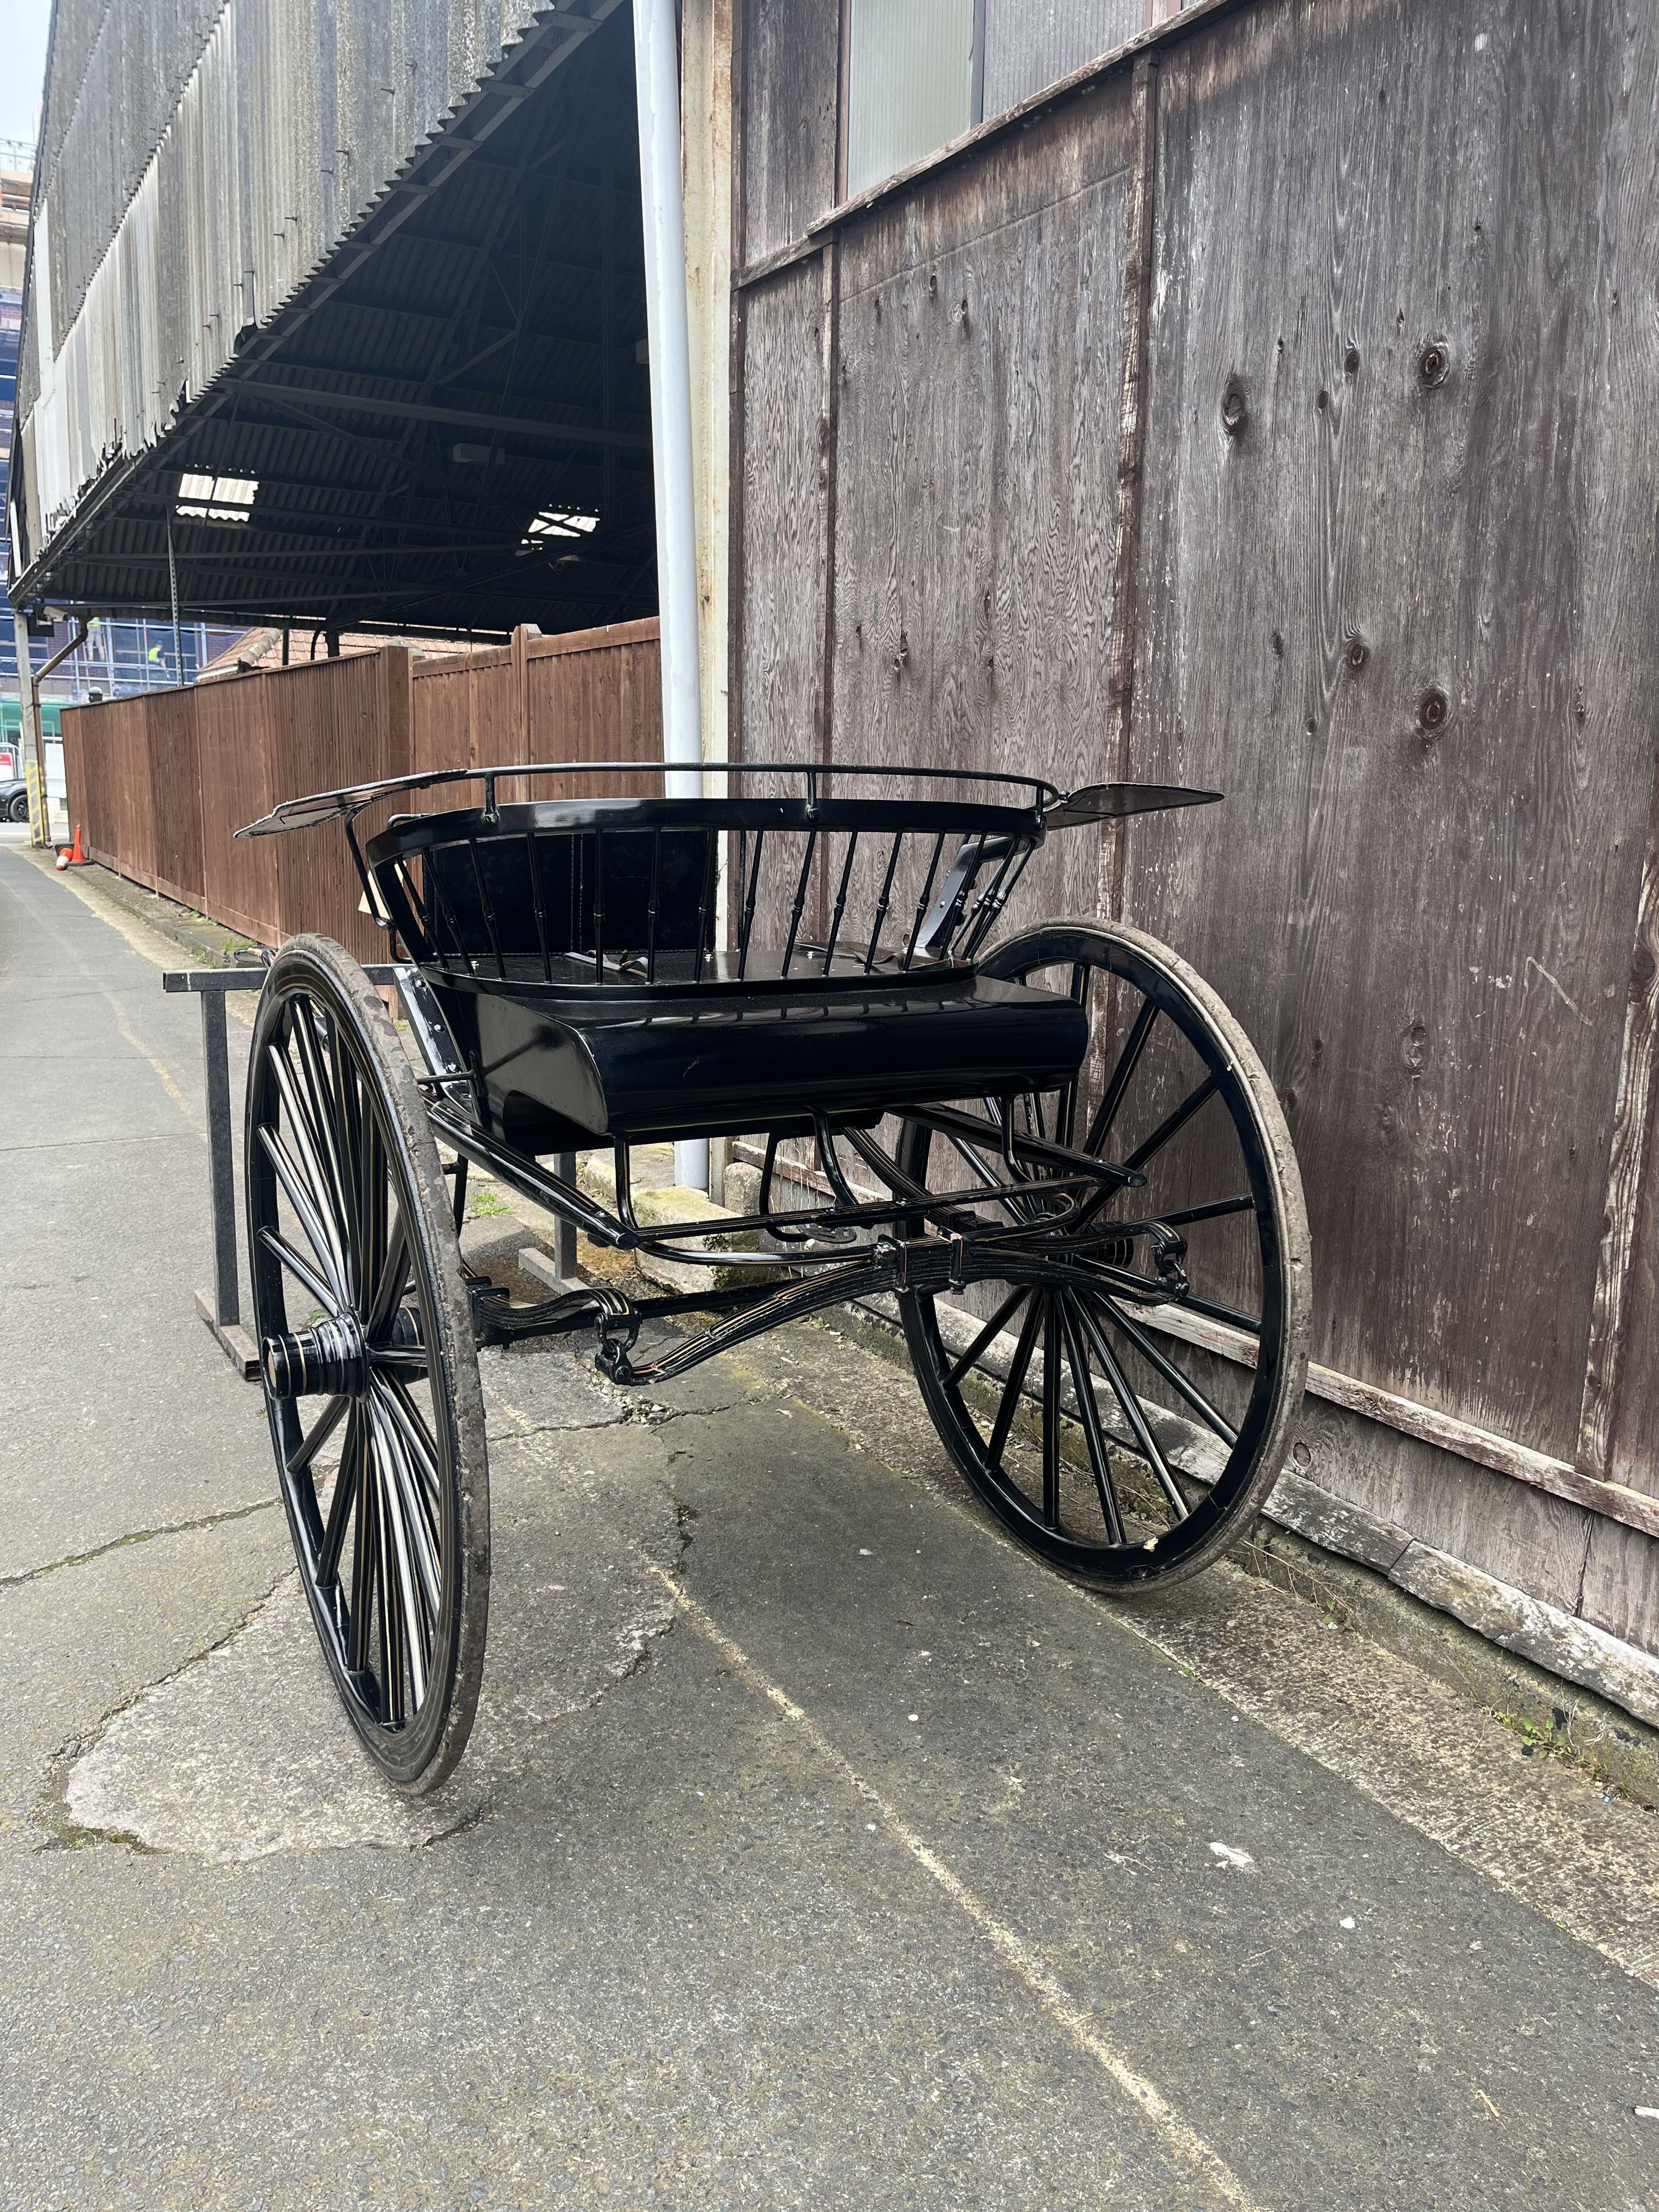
(634, 0, 709, 1191)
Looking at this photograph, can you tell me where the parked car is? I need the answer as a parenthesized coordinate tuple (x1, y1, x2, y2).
(1, 778, 31, 823)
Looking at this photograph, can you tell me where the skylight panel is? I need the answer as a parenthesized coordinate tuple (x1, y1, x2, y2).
(176, 473, 258, 524)
(520, 507, 599, 552)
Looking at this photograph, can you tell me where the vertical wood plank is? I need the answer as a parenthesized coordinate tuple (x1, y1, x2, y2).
(736, 256, 830, 770)
(740, 0, 842, 263)
(830, 73, 1133, 933)
(1125, 0, 1659, 1475)
(1101, 49, 1159, 919)
(1577, 760, 1659, 1482)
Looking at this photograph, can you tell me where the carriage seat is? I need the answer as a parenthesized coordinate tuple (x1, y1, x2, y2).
(428, 965, 1088, 1155)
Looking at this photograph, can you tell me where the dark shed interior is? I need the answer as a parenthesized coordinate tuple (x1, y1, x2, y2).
(24, 7, 656, 640)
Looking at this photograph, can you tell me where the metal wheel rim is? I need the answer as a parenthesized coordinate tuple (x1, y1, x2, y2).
(899, 921, 1308, 1588)
(247, 946, 481, 1786)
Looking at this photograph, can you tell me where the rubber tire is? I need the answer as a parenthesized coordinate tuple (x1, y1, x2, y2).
(899, 916, 1311, 1591)
(247, 934, 490, 1791)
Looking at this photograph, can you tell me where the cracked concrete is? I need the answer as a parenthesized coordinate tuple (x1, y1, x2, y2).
(6, 845, 1659, 2212)
(0, 1499, 280, 1593)
(0, 1508, 295, 1847)
(66, 1361, 689, 1863)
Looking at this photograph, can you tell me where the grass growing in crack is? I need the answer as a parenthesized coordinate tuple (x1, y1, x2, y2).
(1488, 1707, 1573, 1765)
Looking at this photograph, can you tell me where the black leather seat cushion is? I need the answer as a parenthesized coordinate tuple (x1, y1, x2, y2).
(432, 971, 1088, 1152)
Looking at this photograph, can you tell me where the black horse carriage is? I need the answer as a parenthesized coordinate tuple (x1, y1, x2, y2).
(239, 761, 1310, 1790)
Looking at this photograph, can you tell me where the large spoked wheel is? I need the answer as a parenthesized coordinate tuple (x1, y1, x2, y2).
(898, 919, 1310, 1589)
(246, 934, 489, 1790)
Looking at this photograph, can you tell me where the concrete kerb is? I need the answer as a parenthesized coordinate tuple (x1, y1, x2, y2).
(827, 1296, 1659, 1811)
(18, 848, 265, 971)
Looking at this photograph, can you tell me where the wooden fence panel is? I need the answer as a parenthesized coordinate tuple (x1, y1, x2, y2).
(522, 619, 663, 795)
(105, 696, 155, 889)
(70, 624, 663, 952)
(143, 687, 205, 909)
(60, 708, 89, 850)
(81, 708, 118, 864)
(195, 673, 280, 943)
(270, 650, 413, 962)
(410, 644, 515, 789)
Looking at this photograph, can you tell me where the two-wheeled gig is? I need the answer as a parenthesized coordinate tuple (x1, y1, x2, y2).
(238, 761, 1310, 1788)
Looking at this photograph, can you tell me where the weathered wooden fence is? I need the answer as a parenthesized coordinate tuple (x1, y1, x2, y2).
(61, 620, 662, 958)
(729, 0, 1659, 1662)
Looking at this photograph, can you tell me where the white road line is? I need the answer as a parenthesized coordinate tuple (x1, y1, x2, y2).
(492, 1391, 1261, 2210)
(646, 1556, 1263, 2212)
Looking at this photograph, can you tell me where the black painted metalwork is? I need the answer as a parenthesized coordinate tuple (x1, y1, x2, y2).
(211, 755, 1308, 1788)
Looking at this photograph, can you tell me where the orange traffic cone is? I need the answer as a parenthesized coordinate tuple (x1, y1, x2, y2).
(63, 823, 88, 866)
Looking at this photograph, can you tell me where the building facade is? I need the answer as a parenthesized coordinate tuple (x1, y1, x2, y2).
(723, 0, 1659, 1678)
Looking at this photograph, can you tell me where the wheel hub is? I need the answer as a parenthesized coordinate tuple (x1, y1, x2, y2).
(261, 1313, 369, 1398)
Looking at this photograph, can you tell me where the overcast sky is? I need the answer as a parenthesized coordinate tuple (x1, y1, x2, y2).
(1, 0, 53, 152)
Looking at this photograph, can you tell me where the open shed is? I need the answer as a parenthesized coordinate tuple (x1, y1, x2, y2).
(7, 0, 668, 640)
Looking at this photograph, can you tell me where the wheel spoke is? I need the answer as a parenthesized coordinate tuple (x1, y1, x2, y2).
(1091, 1293, 1239, 1447)
(284, 1003, 359, 1292)
(381, 1373, 443, 1505)
(365, 1205, 411, 1343)
(1059, 1295, 1125, 1543)
(267, 1048, 352, 1292)
(945, 1129, 1028, 1223)
(367, 1380, 438, 1628)
(1124, 1071, 1221, 1173)
(1149, 1193, 1255, 1230)
(368, 1345, 429, 1374)
(1083, 998, 1158, 1158)
(1040, 1296, 1062, 1529)
(1054, 962, 1091, 1147)
(345, 1430, 378, 1666)
(1172, 1290, 1262, 1337)
(325, 1012, 371, 1304)
(256, 1122, 349, 1305)
(367, 1395, 432, 1708)
(275, 1004, 338, 1194)
(356, 1103, 389, 1316)
(286, 1392, 349, 1479)
(318, 1401, 365, 1585)
(945, 1285, 1028, 1389)
(373, 1454, 406, 1727)
(987, 1293, 1045, 1470)
(1073, 1296, 1190, 1520)
(257, 1223, 343, 1322)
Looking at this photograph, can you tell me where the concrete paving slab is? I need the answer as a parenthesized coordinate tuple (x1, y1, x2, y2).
(0, 851, 264, 1578)
(66, 1417, 685, 1860)
(0, 1506, 293, 1844)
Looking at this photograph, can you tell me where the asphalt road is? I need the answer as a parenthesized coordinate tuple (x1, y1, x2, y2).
(2, 838, 1657, 2212)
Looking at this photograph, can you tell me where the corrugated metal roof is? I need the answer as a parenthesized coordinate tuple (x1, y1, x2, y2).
(9, 0, 656, 636)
